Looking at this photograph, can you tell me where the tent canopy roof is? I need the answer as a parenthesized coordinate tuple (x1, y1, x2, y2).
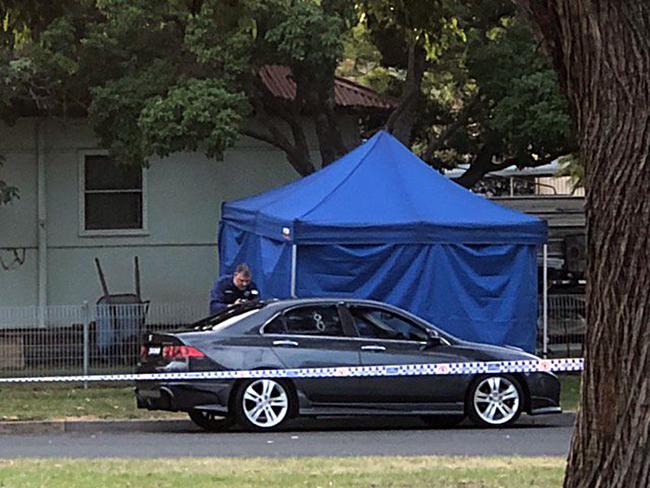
(222, 131, 547, 244)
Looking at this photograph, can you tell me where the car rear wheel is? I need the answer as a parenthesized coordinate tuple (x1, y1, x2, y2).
(467, 375, 523, 427)
(188, 410, 234, 432)
(234, 379, 293, 431)
(420, 414, 465, 429)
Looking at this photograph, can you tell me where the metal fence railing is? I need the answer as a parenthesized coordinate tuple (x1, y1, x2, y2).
(0, 295, 587, 378)
(538, 294, 586, 358)
(0, 302, 206, 378)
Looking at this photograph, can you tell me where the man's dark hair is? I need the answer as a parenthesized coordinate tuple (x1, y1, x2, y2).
(234, 263, 251, 278)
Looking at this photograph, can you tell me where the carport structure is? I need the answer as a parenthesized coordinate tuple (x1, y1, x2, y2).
(218, 130, 547, 351)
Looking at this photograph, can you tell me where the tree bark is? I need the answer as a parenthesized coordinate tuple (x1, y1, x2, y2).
(454, 148, 571, 189)
(296, 70, 348, 167)
(244, 76, 317, 177)
(518, 2, 650, 487)
(385, 42, 427, 146)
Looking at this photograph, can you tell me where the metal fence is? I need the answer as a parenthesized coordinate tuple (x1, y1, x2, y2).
(0, 302, 206, 378)
(538, 294, 586, 358)
(0, 295, 587, 378)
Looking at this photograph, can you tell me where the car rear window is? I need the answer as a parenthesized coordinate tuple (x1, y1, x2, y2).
(210, 309, 261, 332)
(190, 306, 263, 332)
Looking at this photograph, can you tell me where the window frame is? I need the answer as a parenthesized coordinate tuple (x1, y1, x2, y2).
(345, 305, 432, 343)
(78, 149, 149, 237)
(260, 303, 354, 339)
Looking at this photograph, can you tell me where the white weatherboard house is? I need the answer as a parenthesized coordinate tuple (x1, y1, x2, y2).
(0, 70, 392, 315)
(0, 118, 302, 310)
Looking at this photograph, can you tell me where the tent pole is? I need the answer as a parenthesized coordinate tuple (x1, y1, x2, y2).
(290, 244, 297, 298)
(543, 244, 548, 358)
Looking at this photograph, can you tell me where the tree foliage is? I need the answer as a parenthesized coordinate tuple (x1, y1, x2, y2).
(0, 0, 575, 189)
(0, 0, 354, 177)
(343, 0, 575, 187)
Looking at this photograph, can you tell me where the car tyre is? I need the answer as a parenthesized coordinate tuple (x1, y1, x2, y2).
(233, 378, 294, 431)
(467, 375, 523, 428)
(188, 410, 235, 432)
(420, 414, 465, 429)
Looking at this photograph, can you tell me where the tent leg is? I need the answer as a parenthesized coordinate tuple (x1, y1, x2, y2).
(543, 244, 548, 358)
(290, 244, 297, 298)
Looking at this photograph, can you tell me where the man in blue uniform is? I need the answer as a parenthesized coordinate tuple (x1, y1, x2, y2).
(209, 263, 260, 314)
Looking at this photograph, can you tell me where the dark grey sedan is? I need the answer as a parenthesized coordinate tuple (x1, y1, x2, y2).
(135, 299, 560, 431)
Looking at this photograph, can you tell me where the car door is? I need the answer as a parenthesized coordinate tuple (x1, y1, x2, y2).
(345, 304, 466, 404)
(261, 303, 361, 403)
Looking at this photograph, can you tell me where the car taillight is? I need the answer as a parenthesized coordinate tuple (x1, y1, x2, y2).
(162, 345, 205, 359)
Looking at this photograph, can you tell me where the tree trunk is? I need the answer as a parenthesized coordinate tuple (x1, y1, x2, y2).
(385, 43, 427, 146)
(293, 63, 348, 168)
(245, 76, 317, 177)
(453, 142, 498, 189)
(518, 2, 650, 487)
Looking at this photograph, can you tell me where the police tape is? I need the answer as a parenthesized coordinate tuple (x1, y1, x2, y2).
(0, 358, 583, 384)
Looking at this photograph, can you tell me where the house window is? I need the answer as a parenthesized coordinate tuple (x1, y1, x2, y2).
(80, 152, 147, 235)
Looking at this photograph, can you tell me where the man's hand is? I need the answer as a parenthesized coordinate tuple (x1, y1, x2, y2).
(234, 298, 246, 305)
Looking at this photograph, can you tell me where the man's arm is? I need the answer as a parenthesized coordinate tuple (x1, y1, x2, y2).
(209, 279, 230, 314)
(245, 282, 261, 302)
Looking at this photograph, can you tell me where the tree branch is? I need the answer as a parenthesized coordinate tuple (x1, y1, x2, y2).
(453, 146, 575, 189)
(260, 93, 310, 160)
(385, 42, 428, 144)
(421, 95, 482, 163)
(240, 126, 289, 153)
(244, 81, 316, 176)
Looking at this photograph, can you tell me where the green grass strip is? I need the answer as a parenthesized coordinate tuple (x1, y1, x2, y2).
(0, 384, 180, 421)
(0, 457, 565, 487)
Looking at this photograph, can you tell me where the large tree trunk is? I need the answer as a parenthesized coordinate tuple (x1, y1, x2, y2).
(518, 2, 650, 487)
(244, 75, 317, 177)
(385, 43, 427, 146)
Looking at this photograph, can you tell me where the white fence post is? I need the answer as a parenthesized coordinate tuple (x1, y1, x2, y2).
(82, 301, 90, 389)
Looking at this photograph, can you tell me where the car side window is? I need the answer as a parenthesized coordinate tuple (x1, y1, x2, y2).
(282, 306, 344, 337)
(351, 307, 428, 342)
(263, 316, 286, 334)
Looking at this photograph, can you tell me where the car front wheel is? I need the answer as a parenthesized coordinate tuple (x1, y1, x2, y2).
(467, 375, 523, 427)
(234, 379, 293, 431)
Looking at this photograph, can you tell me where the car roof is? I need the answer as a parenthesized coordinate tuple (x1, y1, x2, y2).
(262, 297, 395, 310)
(182, 297, 436, 337)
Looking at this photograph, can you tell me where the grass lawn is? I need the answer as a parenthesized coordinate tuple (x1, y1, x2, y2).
(0, 384, 181, 421)
(0, 375, 582, 422)
(558, 373, 581, 412)
(0, 457, 565, 487)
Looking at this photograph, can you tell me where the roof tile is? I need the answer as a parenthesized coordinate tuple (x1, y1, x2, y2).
(259, 65, 397, 110)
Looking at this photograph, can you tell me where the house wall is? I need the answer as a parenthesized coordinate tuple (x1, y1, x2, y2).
(0, 117, 358, 308)
(535, 176, 585, 196)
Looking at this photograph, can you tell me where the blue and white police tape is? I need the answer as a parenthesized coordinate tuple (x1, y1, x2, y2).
(0, 358, 583, 384)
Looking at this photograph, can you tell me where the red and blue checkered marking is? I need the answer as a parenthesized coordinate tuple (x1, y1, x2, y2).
(0, 358, 583, 384)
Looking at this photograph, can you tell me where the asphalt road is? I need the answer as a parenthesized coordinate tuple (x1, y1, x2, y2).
(0, 415, 573, 458)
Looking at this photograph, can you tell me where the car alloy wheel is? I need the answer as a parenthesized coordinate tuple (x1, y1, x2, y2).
(238, 379, 291, 430)
(469, 375, 522, 427)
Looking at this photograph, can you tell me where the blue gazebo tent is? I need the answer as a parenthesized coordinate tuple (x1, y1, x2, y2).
(218, 130, 547, 351)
